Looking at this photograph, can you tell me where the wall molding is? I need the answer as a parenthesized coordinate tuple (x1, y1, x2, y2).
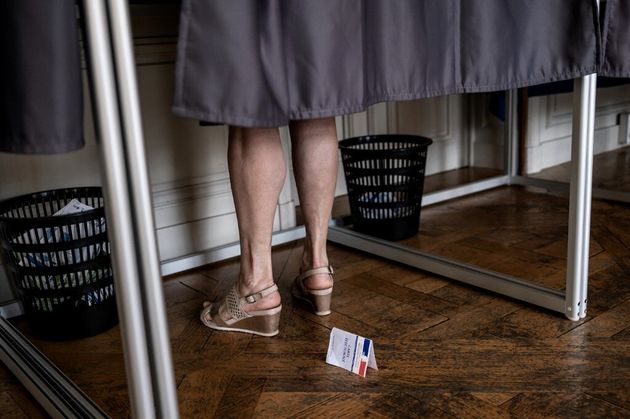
(526, 85, 630, 173)
(152, 175, 233, 225)
(393, 95, 469, 174)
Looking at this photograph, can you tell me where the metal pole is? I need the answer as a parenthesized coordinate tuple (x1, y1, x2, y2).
(578, 76, 596, 320)
(505, 89, 519, 181)
(105, 1, 179, 417)
(0, 317, 108, 418)
(80, 1, 156, 417)
(565, 73, 597, 320)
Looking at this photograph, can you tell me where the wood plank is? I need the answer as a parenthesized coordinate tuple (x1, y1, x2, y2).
(0, 391, 29, 418)
(328, 279, 448, 339)
(415, 298, 520, 339)
(5, 391, 47, 419)
(586, 387, 630, 412)
(591, 226, 630, 272)
(290, 393, 387, 419)
(177, 369, 231, 418)
(559, 298, 630, 340)
(80, 388, 130, 419)
(479, 308, 588, 340)
(343, 272, 455, 316)
(371, 392, 453, 418)
(503, 392, 630, 418)
(214, 376, 266, 418)
(253, 392, 337, 418)
(469, 392, 518, 406)
(425, 392, 509, 419)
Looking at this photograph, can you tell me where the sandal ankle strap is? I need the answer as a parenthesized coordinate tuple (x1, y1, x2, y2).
(220, 283, 279, 322)
(243, 283, 279, 304)
(296, 266, 334, 282)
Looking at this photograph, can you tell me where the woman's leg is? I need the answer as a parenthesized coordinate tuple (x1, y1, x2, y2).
(217, 126, 285, 316)
(289, 118, 339, 290)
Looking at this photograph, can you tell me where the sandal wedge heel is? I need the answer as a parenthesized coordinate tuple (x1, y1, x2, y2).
(292, 266, 334, 316)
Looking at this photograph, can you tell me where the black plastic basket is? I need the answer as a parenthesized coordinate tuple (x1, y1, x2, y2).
(0, 187, 117, 340)
(339, 135, 433, 241)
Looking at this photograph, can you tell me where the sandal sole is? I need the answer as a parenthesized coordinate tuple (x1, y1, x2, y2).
(291, 282, 332, 316)
(200, 305, 281, 337)
(200, 322, 279, 337)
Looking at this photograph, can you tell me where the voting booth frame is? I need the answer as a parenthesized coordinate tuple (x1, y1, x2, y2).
(0, 0, 614, 418)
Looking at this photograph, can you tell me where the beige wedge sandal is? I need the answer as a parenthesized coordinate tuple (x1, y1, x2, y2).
(292, 266, 334, 316)
(200, 283, 281, 337)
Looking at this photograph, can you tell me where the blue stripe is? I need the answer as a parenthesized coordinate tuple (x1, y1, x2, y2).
(362, 339, 371, 357)
(351, 336, 358, 371)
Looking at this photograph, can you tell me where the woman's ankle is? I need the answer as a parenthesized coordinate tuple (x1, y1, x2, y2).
(299, 252, 333, 290)
(300, 244, 329, 271)
(238, 277, 281, 311)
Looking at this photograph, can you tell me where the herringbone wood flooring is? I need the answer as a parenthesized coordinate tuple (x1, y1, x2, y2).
(2, 166, 630, 418)
(533, 146, 630, 192)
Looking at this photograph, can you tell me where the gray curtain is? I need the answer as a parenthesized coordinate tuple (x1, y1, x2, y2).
(600, 0, 630, 77)
(2, 0, 624, 152)
(0, 0, 83, 154)
(173, 0, 600, 127)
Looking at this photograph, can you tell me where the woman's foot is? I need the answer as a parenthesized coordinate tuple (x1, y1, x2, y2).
(301, 265, 335, 290)
(300, 248, 334, 290)
(200, 281, 282, 336)
(293, 265, 334, 316)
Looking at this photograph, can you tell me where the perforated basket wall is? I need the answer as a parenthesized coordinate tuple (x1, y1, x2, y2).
(0, 187, 117, 340)
(339, 135, 432, 241)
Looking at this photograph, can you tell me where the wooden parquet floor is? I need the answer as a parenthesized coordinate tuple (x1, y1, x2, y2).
(2, 184, 630, 418)
(533, 146, 630, 193)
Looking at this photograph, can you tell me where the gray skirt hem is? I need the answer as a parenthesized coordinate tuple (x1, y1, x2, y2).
(599, 71, 630, 78)
(0, 139, 84, 155)
(173, 65, 598, 128)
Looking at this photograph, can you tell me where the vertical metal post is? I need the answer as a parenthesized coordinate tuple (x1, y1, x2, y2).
(80, 1, 156, 417)
(566, 74, 597, 320)
(565, 0, 599, 320)
(106, 1, 179, 417)
(505, 89, 520, 181)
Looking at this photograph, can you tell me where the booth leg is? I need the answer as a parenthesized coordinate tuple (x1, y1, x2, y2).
(105, 1, 180, 417)
(81, 0, 180, 417)
(565, 74, 597, 320)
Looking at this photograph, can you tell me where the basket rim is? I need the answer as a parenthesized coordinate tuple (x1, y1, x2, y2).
(338, 134, 433, 152)
(0, 186, 104, 222)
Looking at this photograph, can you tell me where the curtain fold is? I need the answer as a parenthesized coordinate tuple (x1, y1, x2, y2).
(0, 0, 83, 154)
(600, 0, 630, 77)
(174, 0, 601, 127)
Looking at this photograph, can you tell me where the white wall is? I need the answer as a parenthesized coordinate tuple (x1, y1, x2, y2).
(390, 96, 472, 174)
(525, 85, 630, 173)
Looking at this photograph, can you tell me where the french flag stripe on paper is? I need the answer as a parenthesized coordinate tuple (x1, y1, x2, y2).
(362, 339, 371, 357)
(358, 360, 367, 377)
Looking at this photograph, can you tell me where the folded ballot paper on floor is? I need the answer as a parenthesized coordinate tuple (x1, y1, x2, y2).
(326, 327, 378, 377)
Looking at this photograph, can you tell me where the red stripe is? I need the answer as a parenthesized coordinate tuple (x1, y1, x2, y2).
(358, 360, 367, 377)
